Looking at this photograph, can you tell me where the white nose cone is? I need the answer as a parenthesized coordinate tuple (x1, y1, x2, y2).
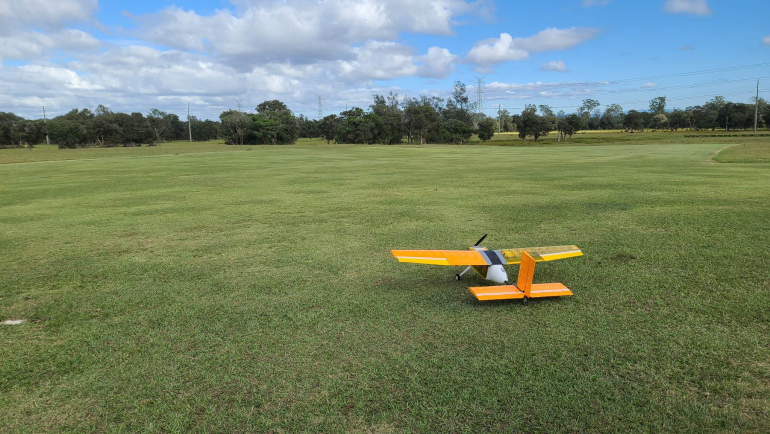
(486, 265, 509, 284)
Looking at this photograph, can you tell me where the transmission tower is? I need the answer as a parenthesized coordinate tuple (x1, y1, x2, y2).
(233, 98, 244, 113)
(474, 76, 485, 114)
(316, 94, 324, 119)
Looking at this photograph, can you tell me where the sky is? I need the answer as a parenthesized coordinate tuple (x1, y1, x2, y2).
(1, 0, 769, 121)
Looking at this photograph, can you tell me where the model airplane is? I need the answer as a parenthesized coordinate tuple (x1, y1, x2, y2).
(391, 235, 582, 305)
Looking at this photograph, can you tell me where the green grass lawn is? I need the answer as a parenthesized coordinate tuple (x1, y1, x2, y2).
(1, 141, 768, 432)
(714, 142, 770, 163)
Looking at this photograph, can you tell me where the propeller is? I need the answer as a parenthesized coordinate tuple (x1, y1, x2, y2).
(474, 234, 488, 246)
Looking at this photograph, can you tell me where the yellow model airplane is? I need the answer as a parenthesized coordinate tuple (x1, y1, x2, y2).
(391, 234, 582, 305)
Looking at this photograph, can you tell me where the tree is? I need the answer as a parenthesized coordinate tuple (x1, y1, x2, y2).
(477, 118, 495, 144)
(668, 109, 690, 131)
(319, 115, 340, 144)
(220, 110, 249, 145)
(337, 107, 377, 144)
(250, 100, 299, 145)
(649, 97, 667, 115)
(517, 108, 551, 141)
(601, 104, 624, 130)
(557, 114, 581, 140)
(119, 112, 151, 146)
(652, 114, 669, 130)
(370, 93, 404, 145)
(191, 118, 220, 141)
(440, 119, 473, 144)
(499, 109, 514, 132)
(92, 112, 122, 147)
(47, 109, 94, 148)
(443, 81, 473, 127)
(576, 99, 600, 130)
(297, 115, 320, 138)
(624, 110, 645, 132)
(404, 104, 441, 144)
(539, 105, 557, 131)
(763, 105, 770, 130)
(147, 108, 171, 145)
(0, 112, 24, 147)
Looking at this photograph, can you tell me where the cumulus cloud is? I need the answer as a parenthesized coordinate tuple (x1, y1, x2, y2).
(336, 41, 458, 81)
(0, 0, 99, 59)
(0, 29, 100, 59)
(763, 35, 770, 46)
(466, 27, 601, 71)
(642, 82, 658, 88)
(540, 60, 568, 72)
(663, 0, 712, 16)
(0, 0, 486, 119)
(0, 0, 98, 32)
(133, 0, 484, 66)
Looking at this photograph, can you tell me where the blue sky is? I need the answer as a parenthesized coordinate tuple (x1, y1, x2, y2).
(1, 0, 768, 120)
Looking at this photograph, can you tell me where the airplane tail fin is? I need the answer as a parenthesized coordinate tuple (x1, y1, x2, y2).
(468, 251, 573, 302)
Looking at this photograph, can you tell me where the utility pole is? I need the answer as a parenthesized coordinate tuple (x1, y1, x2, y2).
(725, 115, 728, 133)
(187, 104, 192, 142)
(754, 78, 760, 133)
(498, 104, 501, 136)
(42, 106, 49, 145)
(316, 94, 324, 119)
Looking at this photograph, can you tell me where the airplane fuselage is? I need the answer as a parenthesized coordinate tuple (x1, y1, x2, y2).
(470, 247, 510, 284)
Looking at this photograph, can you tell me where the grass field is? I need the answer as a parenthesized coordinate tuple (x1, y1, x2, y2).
(1, 137, 769, 432)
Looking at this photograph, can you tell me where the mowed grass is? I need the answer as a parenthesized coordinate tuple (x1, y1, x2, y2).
(714, 142, 770, 163)
(1, 142, 768, 432)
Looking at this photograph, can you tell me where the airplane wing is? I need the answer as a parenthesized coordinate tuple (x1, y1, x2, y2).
(390, 250, 488, 266)
(498, 246, 582, 264)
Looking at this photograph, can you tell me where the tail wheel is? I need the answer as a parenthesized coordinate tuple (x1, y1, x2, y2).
(455, 274, 462, 281)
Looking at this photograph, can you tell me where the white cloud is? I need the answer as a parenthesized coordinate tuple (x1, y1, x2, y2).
(0, 0, 98, 32)
(465, 33, 530, 66)
(0, 0, 483, 119)
(466, 27, 601, 71)
(336, 42, 458, 81)
(0, 0, 99, 59)
(663, 0, 712, 16)
(642, 82, 658, 88)
(582, 0, 611, 7)
(134, 1, 484, 66)
(763, 35, 770, 46)
(0, 29, 100, 59)
(540, 60, 568, 72)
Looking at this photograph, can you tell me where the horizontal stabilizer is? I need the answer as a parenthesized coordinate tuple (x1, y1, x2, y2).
(469, 285, 525, 301)
(529, 283, 573, 298)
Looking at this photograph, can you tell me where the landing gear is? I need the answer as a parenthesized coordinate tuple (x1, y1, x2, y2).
(456, 266, 472, 282)
(522, 297, 529, 306)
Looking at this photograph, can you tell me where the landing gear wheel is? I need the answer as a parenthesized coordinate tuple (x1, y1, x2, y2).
(455, 274, 462, 281)
(504, 281, 509, 285)
(522, 297, 529, 306)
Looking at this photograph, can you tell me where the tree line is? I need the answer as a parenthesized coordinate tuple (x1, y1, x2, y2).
(2, 82, 769, 149)
(0, 105, 220, 149)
